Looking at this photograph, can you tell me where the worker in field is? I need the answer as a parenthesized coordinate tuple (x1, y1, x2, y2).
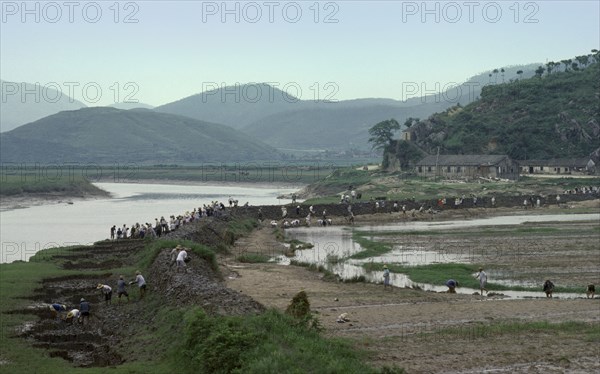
(446, 279, 459, 293)
(79, 298, 91, 325)
(49, 303, 67, 320)
(65, 309, 81, 324)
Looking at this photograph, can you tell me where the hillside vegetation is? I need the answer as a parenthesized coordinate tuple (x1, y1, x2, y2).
(404, 59, 600, 159)
(0, 107, 280, 163)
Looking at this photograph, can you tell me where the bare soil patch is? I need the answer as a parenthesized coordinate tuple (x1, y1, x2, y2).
(224, 206, 600, 373)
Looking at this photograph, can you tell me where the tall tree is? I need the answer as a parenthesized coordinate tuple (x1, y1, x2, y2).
(368, 119, 400, 151)
(516, 70, 524, 80)
(500, 68, 505, 83)
(493, 68, 499, 83)
(535, 65, 545, 77)
(576, 55, 589, 68)
(561, 59, 572, 72)
(390, 140, 425, 169)
(403, 117, 419, 128)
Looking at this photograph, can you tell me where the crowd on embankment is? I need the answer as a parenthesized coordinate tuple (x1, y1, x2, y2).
(105, 188, 600, 240)
(241, 190, 600, 222)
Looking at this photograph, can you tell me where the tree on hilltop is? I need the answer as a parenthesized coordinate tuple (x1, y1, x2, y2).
(516, 70, 524, 80)
(403, 117, 419, 128)
(368, 119, 400, 151)
(535, 66, 545, 77)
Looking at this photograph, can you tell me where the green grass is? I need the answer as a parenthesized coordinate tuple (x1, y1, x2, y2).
(138, 239, 217, 271)
(289, 260, 337, 281)
(301, 165, 600, 204)
(227, 218, 258, 237)
(180, 308, 383, 374)
(0, 174, 108, 196)
(363, 262, 580, 292)
(425, 321, 600, 342)
(350, 233, 394, 259)
(237, 253, 272, 263)
(285, 239, 314, 249)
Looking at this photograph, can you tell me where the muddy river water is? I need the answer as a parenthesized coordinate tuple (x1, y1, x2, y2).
(282, 213, 600, 299)
(0, 182, 299, 263)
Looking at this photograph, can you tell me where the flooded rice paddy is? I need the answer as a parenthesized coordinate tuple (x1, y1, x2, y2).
(282, 213, 600, 299)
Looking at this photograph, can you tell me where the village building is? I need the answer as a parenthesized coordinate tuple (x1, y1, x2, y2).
(415, 154, 520, 180)
(518, 158, 595, 175)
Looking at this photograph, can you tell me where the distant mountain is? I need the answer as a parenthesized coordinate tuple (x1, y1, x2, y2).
(241, 102, 454, 151)
(155, 66, 539, 151)
(402, 60, 600, 159)
(155, 83, 307, 129)
(108, 102, 154, 110)
(0, 107, 280, 163)
(1, 79, 87, 132)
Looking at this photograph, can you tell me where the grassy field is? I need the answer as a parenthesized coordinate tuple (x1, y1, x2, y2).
(302, 168, 600, 204)
(0, 174, 108, 197)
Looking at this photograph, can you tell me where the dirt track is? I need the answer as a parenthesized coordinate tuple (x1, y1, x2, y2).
(224, 214, 600, 373)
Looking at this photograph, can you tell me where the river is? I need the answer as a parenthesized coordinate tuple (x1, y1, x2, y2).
(0, 182, 300, 263)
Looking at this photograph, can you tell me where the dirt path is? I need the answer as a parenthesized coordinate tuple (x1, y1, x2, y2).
(223, 224, 600, 373)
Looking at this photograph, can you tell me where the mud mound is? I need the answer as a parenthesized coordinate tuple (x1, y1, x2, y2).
(11, 267, 125, 367)
(147, 247, 265, 316)
(19, 319, 122, 367)
(163, 217, 234, 247)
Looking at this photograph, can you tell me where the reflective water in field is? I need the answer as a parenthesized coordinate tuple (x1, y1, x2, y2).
(282, 213, 599, 299)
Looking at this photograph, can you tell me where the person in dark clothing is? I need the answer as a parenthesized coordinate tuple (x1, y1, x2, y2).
(543, 280, 555, 298)
(117, 275, 130, 303)
(587, 284, 596, 299)
(446, 279, 459, 293)
(79, 298, 91, 325)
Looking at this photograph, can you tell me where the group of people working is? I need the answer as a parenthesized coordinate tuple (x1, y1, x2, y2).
(48, 271, 147, 325)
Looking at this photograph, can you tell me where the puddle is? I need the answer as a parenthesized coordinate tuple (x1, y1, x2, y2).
(281, 213, 598, 300)
(357, 247, 467, 265)
(361, 213, 600, 232)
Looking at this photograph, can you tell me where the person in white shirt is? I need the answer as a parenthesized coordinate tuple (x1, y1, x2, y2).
(65, 309, 80, 324)
(97, 283, 113, 305)
(130, 271, 147, 299)
(476, 267, 488, 295)
(176, 247, 188, 273)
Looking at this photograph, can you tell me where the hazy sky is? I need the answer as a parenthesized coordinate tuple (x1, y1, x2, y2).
(1, 0, 599, 106)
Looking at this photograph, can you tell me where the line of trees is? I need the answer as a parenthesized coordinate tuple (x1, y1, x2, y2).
(492, 49, 600, 81)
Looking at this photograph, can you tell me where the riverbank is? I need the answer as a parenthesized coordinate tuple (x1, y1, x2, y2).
(0, 175, 111, 211)
(0, 192, 110, 212)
